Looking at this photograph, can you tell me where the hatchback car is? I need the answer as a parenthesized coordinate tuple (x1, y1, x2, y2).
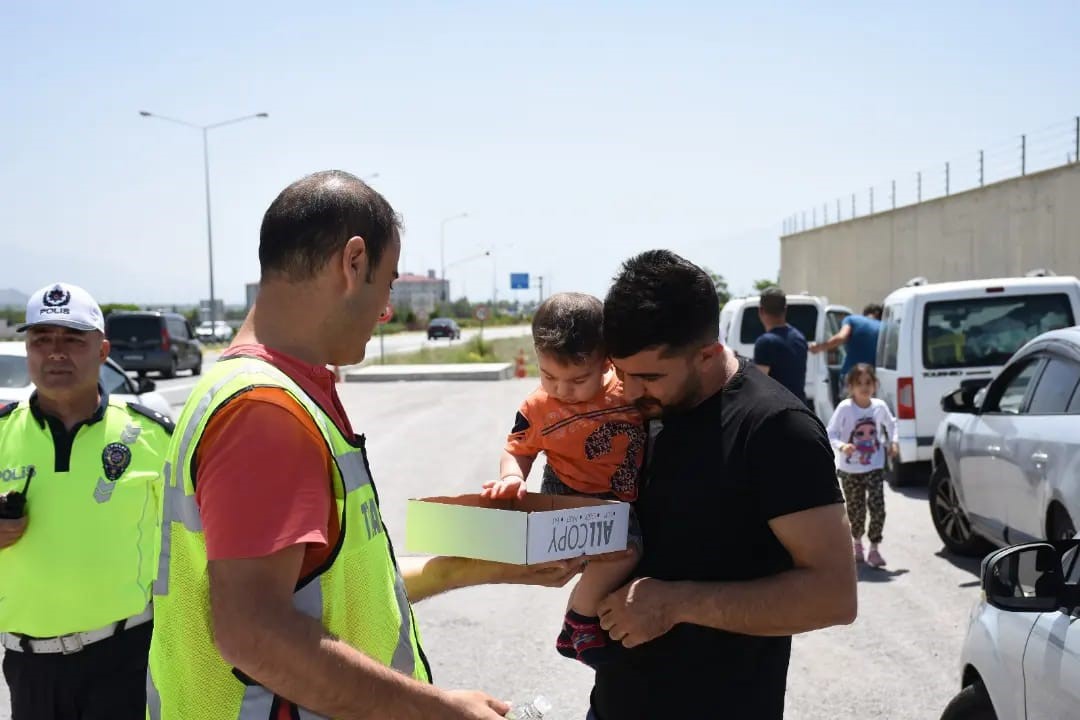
(941, 537, 1080, 720)
(0, 341, 174, 420)
(930, 327, 1080, 556)
(427, 318, 462, 340)
(195, 320, 234, 343)
(106, 311, 203, 378)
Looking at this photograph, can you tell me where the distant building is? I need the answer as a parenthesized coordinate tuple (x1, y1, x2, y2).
(245, 282, 259, 311)
(391, 270, 449, 318)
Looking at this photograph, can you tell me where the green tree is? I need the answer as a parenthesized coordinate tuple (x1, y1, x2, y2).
(99, 303, 140, 317)
(753, 278, 778, 292)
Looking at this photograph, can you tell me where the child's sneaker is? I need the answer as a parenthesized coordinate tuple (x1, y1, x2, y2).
(867, 545, 886, 568)
(853, 539, 865, 564)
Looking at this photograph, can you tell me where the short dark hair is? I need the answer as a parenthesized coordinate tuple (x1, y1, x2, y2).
(603, 250, 719, 359)
(259, 170, 401, 282)
(759, 286, 787, 316)
(846, 363, 878, 388)
(532, 292, 604, 363)
(863, 303, 883, 318)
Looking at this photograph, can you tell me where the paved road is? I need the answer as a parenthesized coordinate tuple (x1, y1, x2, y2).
(0, 376, 981, 719)
(149, 325, 533, 408)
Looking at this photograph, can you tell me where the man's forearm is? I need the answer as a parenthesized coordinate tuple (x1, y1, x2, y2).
(225, 607, 448, 720)
(671, 566, 857, 637)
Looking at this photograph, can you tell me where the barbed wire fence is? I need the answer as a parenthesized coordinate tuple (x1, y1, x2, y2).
(783, 115, 1080, 235)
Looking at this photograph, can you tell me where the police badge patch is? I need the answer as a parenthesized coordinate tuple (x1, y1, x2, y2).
(102, 442, 132, 482)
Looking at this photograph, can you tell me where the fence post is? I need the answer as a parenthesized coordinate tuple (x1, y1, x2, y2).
(802, 211, 806, 231)
(812, 207, 817, 227)
(1075, 117, 1079, 164)
(979, 150, 984, 186)
(837, 198, 841, 223)
(869, 187, 874, 214)
(917, 171, 922, 202)
(851, 193, 856, 218)
(891, 179, 896, 209)
(823, 203, 828, 225)
(945, 162, 950, 196)
(1021, 134, 1026, 176)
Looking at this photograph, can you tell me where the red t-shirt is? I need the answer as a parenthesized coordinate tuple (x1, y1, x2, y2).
(195, 344, 350, 717)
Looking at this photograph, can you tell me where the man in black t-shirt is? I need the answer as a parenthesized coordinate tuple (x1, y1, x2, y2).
(589, 251, 857, 720)
(752, 286, 808, 404)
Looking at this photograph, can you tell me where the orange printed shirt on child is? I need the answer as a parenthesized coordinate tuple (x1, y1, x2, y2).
(505, 371, 645, 501)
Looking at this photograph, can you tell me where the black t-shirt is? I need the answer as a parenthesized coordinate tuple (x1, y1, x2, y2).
(752, 324, 808, 402)
(590, 359, 843, 720)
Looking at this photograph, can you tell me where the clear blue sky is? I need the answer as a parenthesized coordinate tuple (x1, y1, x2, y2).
(2, 1, 1078, 306)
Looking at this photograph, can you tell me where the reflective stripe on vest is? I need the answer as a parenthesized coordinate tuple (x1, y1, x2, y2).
(148, 358, 428, 720)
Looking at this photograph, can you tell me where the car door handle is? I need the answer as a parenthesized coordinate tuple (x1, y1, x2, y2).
(1031, 451, 1049, 464)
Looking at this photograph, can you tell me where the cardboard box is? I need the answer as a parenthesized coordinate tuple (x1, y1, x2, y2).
(405, 493, 630, 565)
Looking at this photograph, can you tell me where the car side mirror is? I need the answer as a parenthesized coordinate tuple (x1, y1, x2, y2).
(981, 542, 1065, 612)
(941, 388, 976, 414)
(137, 378, 156, 394)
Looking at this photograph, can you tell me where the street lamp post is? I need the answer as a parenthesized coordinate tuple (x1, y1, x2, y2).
(139, 110, 268, 325)
(439, 212, 469, 301)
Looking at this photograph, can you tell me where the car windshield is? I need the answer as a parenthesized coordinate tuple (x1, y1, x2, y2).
(923, 293, 1075, 369)
(431, 319, 452, 326)
(0, 355, 30, 388)
(739, 304, 819, 344)
(107, 316, 160, 341)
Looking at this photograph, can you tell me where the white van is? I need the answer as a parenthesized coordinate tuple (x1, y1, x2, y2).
(719, 294, 852, 421)
(876, 276, 1080, 484)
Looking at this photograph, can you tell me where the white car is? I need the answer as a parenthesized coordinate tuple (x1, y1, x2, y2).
(0, 341, 174, 420)
(877, 275, 1080, 485)
(195, 321, 233, 342)
(942, 538, 1080, 720)
(719, 294, 852, 421)
(930, 327, 1080, 556)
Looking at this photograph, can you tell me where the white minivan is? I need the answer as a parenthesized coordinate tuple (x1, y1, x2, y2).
(876, 276, 1080, 485)
(719, 294, 852, 422)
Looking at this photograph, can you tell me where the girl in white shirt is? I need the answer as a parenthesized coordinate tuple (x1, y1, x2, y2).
(826, 363, 898, 568)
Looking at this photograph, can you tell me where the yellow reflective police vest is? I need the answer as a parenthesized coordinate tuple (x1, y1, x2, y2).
(0, 396, 171, 637)
(148, 357, 430, 720)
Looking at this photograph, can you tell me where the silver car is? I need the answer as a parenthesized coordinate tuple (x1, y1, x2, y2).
(0, 341, 175, 420)
(941, 537, 1080, 720)
(930, 327, 1080, 556)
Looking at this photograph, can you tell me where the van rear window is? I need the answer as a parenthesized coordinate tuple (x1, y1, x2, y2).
(740, 305, 819, 344)
(107, 316, 161, 341)
(922, 293, 1074, 369)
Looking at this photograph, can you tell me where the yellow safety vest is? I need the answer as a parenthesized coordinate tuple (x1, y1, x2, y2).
(148, 357, 430, 720)
(0, 396, 171, 637)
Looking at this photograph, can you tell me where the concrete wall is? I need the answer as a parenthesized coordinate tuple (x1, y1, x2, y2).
(780, 163, 1080, 309)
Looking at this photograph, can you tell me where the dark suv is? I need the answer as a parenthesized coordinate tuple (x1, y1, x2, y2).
(427, 318, 462, 340)
(106, 311, 203, 378)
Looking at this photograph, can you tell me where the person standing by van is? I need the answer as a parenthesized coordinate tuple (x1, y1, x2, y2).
(810, 303, 882, 381)
(752, 287, 808, 403)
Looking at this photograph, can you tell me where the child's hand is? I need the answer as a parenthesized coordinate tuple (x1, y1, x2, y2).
(840, 443, 856, 458)
(889, 442, 899, 458)
(480, 476, 527, 500)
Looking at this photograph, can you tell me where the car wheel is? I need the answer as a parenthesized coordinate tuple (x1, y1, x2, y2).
(1048, 505, 1076, 542)
(192, 358, 202, 376)
(162, 357, 177, 379)
(930, 463, 993, 557)
(939, 681, 996, 720)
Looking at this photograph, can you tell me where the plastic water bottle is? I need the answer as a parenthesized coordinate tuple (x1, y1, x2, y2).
(506, 695, 552, 719)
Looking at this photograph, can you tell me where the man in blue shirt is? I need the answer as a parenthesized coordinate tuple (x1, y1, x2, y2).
(752, 287, 808, 403)
(810, 304, 883, 380)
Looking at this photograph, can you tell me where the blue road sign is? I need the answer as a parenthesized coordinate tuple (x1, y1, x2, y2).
(510, 273, 530, 290)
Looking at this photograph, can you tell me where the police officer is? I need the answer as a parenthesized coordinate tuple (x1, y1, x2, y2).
(0, 282, 173, 719)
